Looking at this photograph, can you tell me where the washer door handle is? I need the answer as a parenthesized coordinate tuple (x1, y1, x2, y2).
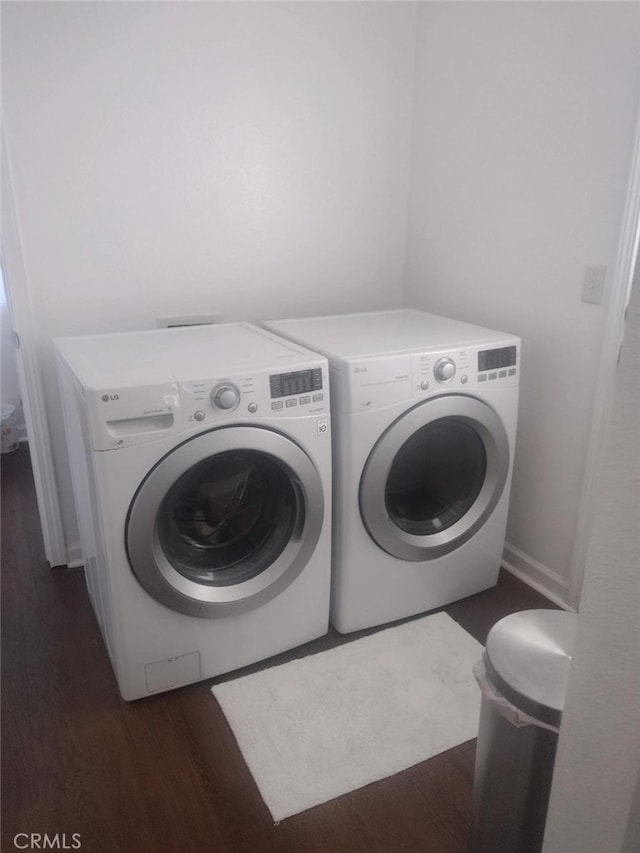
(290, 480, 307, 543)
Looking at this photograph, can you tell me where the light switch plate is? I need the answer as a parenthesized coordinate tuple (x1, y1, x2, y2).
(582, 265, 606, 305)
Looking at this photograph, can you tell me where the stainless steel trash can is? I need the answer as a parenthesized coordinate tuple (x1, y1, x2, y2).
(469, 609, 578, 853)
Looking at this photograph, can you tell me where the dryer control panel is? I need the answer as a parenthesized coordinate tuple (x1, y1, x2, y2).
(413, 343, 519, 397)
(341, 340, 520, 413)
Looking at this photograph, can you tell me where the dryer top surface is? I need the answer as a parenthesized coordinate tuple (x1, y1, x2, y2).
(265, 309, 518, 360)
(54, 322, 324, 389)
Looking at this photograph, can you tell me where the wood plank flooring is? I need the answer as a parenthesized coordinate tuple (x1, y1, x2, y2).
(1, 445, 556, 853)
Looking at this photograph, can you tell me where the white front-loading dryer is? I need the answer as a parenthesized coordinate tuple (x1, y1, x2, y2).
(55, 322, 331, 699)
(264, 309, 520, 633)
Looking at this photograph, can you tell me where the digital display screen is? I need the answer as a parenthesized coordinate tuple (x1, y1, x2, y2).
(478, 346, 517, 372)
(270, 368, 323, 398)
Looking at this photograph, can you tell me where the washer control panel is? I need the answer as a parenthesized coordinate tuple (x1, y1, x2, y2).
(269, 367, 325, 412)
(180, 362, 328, 426)
(269, 367, 323, 399)
(478, 345, 517, 372)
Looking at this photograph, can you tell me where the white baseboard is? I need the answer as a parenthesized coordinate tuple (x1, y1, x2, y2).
(65, 541, 84, 569)
(502, 542, 574, 611)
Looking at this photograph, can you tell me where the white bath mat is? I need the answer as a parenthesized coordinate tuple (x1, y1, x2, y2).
(211, 612, 482, 821)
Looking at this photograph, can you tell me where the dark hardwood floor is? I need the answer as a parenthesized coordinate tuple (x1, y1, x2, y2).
(2, 445, 556, 853)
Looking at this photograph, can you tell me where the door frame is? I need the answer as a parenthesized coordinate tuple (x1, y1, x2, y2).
(567, 102, 640, 609)
(1, 126, 67, 567)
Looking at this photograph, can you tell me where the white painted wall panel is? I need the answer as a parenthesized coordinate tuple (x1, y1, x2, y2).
(405, 2, 640, 593)
(2, 1, 416, 544)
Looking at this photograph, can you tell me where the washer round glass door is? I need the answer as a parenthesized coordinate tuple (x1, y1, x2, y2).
(126, 426, 324, 617)
(359, 395, 510, 561)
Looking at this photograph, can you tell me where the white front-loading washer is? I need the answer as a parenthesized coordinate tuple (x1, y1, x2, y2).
(264, 309, 520, 633)
(55, 322, 332, 699)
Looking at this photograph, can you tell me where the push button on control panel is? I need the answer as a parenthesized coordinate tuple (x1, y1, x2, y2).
(478, 367, 517, 381)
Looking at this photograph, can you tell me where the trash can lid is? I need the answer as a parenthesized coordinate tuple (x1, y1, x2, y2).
(484, 609, 578, 727)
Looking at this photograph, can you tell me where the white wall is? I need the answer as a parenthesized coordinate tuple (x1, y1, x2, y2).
(1, 1, 416, 548)
(4, 1, 640, 603)
(405, 2, 640, 602)
(543, 256, 640, 852)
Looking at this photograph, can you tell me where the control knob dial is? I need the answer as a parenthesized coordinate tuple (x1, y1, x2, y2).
(434, 357, 456, 383)
(211, 382, 240, 411)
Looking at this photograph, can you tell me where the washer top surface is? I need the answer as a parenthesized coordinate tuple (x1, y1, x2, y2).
(55, 322, 321, 389)
(266, 309, 517, 359)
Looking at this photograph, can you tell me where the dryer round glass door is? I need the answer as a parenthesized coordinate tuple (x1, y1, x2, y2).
(126, 426, 324, 617)
(359, 395, 510, 561)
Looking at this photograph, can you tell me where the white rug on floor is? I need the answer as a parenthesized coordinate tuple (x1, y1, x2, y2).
(211, 612, 482, 822)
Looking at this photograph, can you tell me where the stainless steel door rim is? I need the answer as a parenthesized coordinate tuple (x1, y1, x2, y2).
(359, 395, 510, 561)
(126, 425, 324, 617)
